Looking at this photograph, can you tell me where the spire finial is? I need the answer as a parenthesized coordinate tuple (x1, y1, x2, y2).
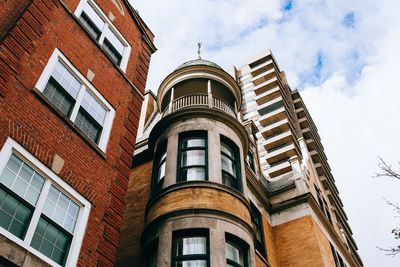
(197, 40, 202, 59)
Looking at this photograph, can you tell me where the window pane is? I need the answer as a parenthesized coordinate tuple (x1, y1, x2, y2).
(181, 150, 205, 166)
(221, 155, 236, 176)
(158, 162, 166, 182)
(182, 138, 205, 148)
(181, 167, 205, 181)
(221, 143, 234, 158)
(43, 78, 76, 117)
(175, 260, 207, 267)
(102, 39, 122, 65)
(51, 61, 81, 99)
(82, 3, 105, 30)
(75, 108, 102, 144)
(79, 12, 101, 40)
(222, 173, 237, 189)
(43, 186, 80, 233)
(31, 217, 71, 265)
(80, 91, 107, 125)
(0, 188, 32, 239)
(0, 154, 45, 206)
(177, 237, 206, 255)
(104, 28, 124, 54)
(226, 242, 243, 265)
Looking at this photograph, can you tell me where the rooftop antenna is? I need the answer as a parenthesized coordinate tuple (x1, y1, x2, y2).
(197, 40, 202, 59)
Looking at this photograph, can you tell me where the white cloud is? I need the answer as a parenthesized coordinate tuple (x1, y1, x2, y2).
(132, 0, 400, 264)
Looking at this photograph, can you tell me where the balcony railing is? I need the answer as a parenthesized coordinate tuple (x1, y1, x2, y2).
(162, 94, 236, 117)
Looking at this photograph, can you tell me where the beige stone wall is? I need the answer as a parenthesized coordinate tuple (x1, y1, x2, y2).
(146, 185, 251, 225)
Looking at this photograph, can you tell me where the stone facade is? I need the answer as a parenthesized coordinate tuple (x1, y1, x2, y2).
(118, 53, 363, 267)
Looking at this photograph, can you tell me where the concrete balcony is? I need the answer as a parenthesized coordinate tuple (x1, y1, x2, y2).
(251, 68, 275, 86)
(255, 86, 281, 105)
(266, 143, 299, 164)
(250, 59, 274, 76)
(267, 159, 292, 178)
(162, 93, 236, 118)
(253, 77, 279, 95)
(263, 130, 296, 151)
(258, 106, 287, 127)
(296, 107, 306, 119)
(260, 118, 291, 138)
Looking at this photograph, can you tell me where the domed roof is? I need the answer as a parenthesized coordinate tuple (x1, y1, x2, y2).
(175, 59, 223, 71)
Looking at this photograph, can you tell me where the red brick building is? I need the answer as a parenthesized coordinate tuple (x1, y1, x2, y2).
(0, 0, 155, 266)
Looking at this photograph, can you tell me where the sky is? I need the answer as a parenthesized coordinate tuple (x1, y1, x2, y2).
(131, 0, 400, 265)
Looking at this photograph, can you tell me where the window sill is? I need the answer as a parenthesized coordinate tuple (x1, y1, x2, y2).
(32, 87, 107, 159)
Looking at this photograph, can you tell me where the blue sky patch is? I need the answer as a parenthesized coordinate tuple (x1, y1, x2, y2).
(343, 12, 355, 28)
(282, 0, 293, 11)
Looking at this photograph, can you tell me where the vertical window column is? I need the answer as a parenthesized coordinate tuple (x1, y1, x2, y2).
(221, 137, 241, 191)
(172, 229, 209, 267)
(178, 132, 208, 182)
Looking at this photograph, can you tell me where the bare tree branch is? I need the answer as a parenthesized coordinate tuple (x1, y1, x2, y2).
(375, 157, 400, 256)
(377, 246, 400, 257)
(375, 157, 400, 180)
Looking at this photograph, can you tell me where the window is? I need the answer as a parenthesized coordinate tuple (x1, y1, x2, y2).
(330, 243, 346, 267)
(225, 234, 248, 267)
(0, 138, 90, 267)
(246, 153, 256, 173)
(151, 142, 167, 194)
(250, 203, 266, 257)
(35, 48, 115, 152)
(75, 0, 131, 71)
(177, 132, 207, 182)
(172, 229, 209, 267)
(221, 136, 241, 191)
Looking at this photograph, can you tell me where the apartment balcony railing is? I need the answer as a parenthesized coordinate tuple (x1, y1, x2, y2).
(162, 93, 236, 118)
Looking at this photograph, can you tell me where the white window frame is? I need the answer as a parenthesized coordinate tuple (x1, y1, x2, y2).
(74, 0, 131, 72)
(35, 48, 115, 152)
(0, 137, 91, 267)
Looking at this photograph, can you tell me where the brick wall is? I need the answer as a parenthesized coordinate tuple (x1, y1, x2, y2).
(0, 0, 154, 265)
(117, 159, 153, 266)
(273, 215, 335, 267)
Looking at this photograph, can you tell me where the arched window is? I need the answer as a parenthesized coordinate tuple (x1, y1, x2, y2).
(221, 136, 241, 191)
(225, 234, 248, 267)
(178, 131, 208, 182)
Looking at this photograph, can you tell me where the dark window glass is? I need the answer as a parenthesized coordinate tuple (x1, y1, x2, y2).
(102, 39, 122, 65)
(0, 186, 32, 239)
(330, 243, 340, 267)
(152, 143, 167, 193)
(31, 217, 71, 265)
(250, 203, 266, 257)
(221, 137, 241, 191)
(79, 12, 101, 40)
(75, 108, 102, 144)
(247, 153, 255, 172)
(178, 133, 207, 182)
(226, 234, 248, 267)
(43, 78, 76, 117)
(172, 230, 209, 267)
